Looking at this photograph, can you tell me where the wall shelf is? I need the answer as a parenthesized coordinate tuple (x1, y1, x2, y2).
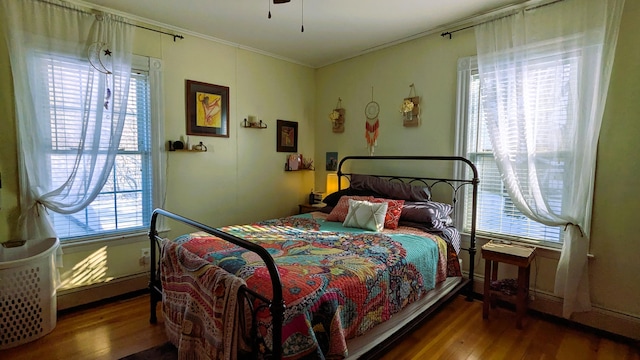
(285, 168, 314, 172)
(172, 149, 206, 153)
(167, 140, 207, 152)
(241, 118, 267, 129)
(284, 154, 313, 171)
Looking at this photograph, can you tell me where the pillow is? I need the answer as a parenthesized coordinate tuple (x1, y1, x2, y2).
(326, 195, 374, 222)
(343, 199, 388, 232)
(350, 174, 431, 201)
(400, 201, 453, 229)
(322, 187, 381, 207)
(371, 198, 405, 229)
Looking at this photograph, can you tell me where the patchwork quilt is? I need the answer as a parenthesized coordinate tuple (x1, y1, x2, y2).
(167, 216, 444, 359)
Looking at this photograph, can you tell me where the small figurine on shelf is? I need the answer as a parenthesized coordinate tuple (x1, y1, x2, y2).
(193, 141, 207, 151)
(302, 157, 314, 170)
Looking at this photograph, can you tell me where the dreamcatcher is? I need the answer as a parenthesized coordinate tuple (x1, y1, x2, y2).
(364, 88, 380, 156)
(88, 41, 113, 109)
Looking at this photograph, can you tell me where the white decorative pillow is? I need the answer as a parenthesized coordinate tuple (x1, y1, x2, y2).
(343, 199, 388, 232)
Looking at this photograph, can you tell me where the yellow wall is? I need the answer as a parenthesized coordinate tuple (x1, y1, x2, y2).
(1, 0, 638, 336)
(315, 1, 640, 333)
(590, 0, 640, 318)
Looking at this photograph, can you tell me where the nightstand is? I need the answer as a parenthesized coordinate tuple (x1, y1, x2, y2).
(482, 241, 536, 329)
(298, 203, 325, 214)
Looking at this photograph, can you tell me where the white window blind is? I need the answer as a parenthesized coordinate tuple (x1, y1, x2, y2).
(36, 55, 153, 240)
(458, 54, 579, 245)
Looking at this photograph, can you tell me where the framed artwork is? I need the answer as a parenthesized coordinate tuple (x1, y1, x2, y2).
(185, 80, 229, 137)
(326, 152, 338, 171)
(276, 120, 298, 152)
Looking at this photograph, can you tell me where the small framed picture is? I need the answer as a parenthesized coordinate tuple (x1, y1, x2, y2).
(277, 120, 298, 152)
(326, 152, 338, 171)
(185, 80, 229, 137)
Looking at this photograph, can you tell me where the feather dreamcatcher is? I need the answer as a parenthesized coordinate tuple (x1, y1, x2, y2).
(364, 90, 380, 155)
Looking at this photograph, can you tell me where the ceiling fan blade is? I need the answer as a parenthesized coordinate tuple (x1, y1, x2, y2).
(273, 0, 290, 3)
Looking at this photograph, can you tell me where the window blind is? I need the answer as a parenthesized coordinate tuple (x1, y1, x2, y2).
(39, 55, 153, 240)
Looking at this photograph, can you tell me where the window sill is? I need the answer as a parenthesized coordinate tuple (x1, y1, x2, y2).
(60, 228, 170, 254)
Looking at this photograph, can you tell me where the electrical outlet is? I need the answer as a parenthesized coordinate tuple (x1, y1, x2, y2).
(139, 248, 151, 266)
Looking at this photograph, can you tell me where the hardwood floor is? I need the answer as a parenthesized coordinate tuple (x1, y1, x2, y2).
(379, 297, 640, 360)
(2, 292, 168, 360)
(2, 292, 638, 359)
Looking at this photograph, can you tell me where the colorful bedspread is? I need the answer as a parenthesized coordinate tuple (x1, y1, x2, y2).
(161, 241, 251, 360)
(169, 216, 442, 359)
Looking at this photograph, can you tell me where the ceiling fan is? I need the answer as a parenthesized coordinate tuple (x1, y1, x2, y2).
(270, 0, 305, 32)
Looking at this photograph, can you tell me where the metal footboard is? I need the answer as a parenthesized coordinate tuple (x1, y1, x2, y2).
(148, 208, 285, 359)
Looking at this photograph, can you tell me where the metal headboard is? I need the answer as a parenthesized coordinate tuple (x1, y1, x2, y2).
(336, 155, 479, 296)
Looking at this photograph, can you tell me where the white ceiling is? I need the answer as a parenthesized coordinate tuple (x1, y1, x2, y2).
(78, 0, 524, 68)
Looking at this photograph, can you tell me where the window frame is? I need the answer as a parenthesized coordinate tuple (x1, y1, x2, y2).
(455, 56, 566, 248)
(35, 54, 164, 243)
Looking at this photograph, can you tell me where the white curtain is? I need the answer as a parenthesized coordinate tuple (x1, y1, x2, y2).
(474, 0, 624, 318)
(1, 0, 133, 240)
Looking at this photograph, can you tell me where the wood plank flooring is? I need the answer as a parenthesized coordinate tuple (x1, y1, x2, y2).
(2, 293, 638, 359)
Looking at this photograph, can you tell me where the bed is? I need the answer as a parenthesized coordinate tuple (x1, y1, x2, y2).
(148, 155, 479, 359)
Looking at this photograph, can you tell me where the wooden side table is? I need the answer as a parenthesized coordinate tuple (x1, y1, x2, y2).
(481, 241, 536, 329)
(298, 203, 326, 214)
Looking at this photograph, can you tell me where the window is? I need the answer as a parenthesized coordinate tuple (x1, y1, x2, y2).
(33, 54, 157, 241)
(456, 55, 575, 246)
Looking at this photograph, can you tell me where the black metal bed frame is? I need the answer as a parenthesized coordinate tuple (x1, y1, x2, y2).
(148, 155, 478, 359)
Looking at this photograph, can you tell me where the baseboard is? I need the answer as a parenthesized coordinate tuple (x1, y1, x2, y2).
(467, 272, 640, 342)
(55, 271, 639, 342)
(56, 272, 149, 311)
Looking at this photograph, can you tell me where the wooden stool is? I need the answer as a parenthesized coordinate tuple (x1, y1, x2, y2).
(481, 241, 536, 329)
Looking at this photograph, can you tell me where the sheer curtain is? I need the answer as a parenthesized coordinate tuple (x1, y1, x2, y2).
(1, 0, 133, 240)
(474, 0, 624, 318)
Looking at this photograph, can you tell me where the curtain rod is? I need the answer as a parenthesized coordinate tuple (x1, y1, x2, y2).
(441, 0, 564, 39)
(39, 0, 184, 42)
(130, 23, 184, 42)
